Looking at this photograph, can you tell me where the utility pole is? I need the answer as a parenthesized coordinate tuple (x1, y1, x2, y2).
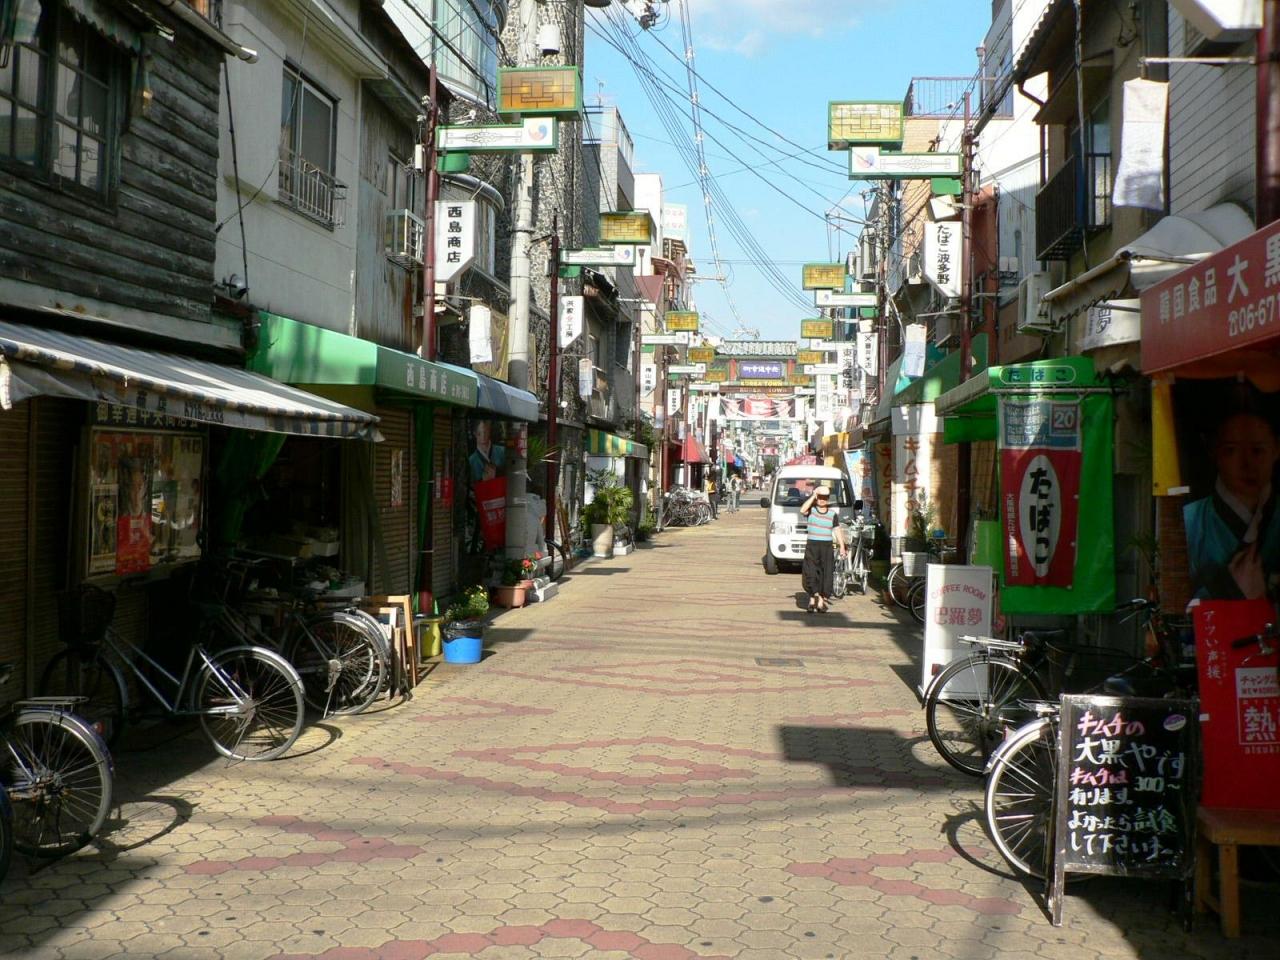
(955, 92, 974, 563)
(545, 222, 561, 543)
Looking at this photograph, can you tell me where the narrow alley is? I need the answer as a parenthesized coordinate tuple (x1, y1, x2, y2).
(1, 509, 1273, 960)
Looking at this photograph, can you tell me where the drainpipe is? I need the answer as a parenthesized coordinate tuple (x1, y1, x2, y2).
(955, 92, 973, 563)
(1259, 1, 1280, 226)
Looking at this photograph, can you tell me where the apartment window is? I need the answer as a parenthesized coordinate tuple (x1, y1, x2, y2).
(279, 65, 343, 226)
(387, 153, 417, 210)
(432, 0, 500, 107)
(0, 0, 124, 198)
(1068, 97, 1112, 229)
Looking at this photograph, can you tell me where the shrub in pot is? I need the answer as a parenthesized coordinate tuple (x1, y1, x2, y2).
(444, 585, 489, 639)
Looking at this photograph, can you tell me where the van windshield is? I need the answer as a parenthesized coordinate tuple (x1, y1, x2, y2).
(773, 478, 851, 508)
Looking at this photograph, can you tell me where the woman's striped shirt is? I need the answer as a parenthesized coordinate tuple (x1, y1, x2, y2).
(806, 508, 839, 542)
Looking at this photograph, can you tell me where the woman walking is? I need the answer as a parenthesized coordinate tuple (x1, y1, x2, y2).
(801, 485, 847, 613)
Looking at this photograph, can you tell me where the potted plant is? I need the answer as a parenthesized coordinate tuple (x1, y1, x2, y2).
(583, 483, 634, 557)
(492, 557, 535, 608)
(442, 585, 489, 663)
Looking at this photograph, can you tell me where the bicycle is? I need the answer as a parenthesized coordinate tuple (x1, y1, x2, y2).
(543, 539, 569, 581)
(831, 518, 871, 599)
(887, 536, 954, 612)
(40, 585, 305, 762)
(1, 662, 113, 864)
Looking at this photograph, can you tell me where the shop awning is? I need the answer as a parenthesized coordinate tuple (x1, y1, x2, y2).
(893, 334, 989, 406)
(0, 320, 380, 439)
(475, 373, 539, 421)
(1041, 204, 1254, 329)
(933, 356, 1110, 443)
(248, 312, 478, 408)
(679, 434, 710, 464)
(587, 428, 648, 459)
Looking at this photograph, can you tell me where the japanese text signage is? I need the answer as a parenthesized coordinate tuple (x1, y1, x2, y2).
(559, 295, 584, 349)
(434, 200, 475, 282)
(1050, 695, 1197, 925)
(858, 330, 878, 377)
(800, 319, 834, 339)
(640, 362, 657, 397)
(997, 397, 1082, 588)
(664, 311, 699, 333)
(687, 347, 715, 363)
(921, 564, 993, 692)
(738, 361, 784, 380)
(1141, 218, 1280, 372)
(923, 221, 960, 298)
(498, 66, 582, 115)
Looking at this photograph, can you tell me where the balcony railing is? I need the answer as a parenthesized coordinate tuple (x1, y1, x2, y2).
(1034, 154, 1112, 261)
(905, 77, 972, 117)
(278, 146, 347, 229)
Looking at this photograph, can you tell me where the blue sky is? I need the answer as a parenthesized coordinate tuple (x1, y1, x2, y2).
(584, 0, 994, 342)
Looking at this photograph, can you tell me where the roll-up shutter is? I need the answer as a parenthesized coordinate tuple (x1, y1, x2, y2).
(0, 404, 31, 702)
(374, 406, 414, 596)
(431, 407, 455, 597)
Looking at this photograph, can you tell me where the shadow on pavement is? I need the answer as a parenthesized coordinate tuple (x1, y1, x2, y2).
(776, 725, 954, 791)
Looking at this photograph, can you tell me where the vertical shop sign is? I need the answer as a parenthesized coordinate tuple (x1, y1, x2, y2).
(578, 357, 593, 400)
(434, 200, 476, 282)
(921, 564, 993, 692)
(667, 388, 682, 415)
(858, 329, 878, 376)
(640, 362, 657, 397)
(559, 295, 584, 349)
(998, 397, 1082, 587)
(902, 323, 928, 377)
(469, 304, 492, 365)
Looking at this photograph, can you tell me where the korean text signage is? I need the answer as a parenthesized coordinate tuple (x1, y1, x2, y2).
(687, 347, 715, 363)
(1192, 600, 1280, 811)
(1141, 218, 1280, 373)
(921, 565, 993, 693)
(738, 361, 784, 380)
(998, 397, 1082, 588)
(800, 319, 834, 339)
(801, 265, 847, 290)
(664, 311, 699, 333)
(828, 101, 904, 148)
(1050, 695, 1197, 926)
(717, 340, 796, 357)
(434, 201, 476, 281)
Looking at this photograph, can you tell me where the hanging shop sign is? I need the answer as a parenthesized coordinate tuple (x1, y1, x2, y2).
(738, 360, 785, 380)
(664, 311, 700, 332)
(668, 364, 706, 375)
(858, 330, 879, 376)
(716, 340, 796, 357)
(801, 319, 835, 339)
(437, 116, 558, 152)
(1192, 600, 1280, 811)
(1080, 299, 1141, 352)
(497, 66, 583, 115)
(849, 146, 962, 179)
(828, 100, 904, 149)
(434, 200, 476, 282)
(921, 564, 994, 693)
(667, 388, 682, 413)
(640, 333, 689, 346)
(577, 357, 593, 401)
(801, 265, 847, 291)
(560, 245, 637, 266)
(599, 210, 655, 245)
(640, 362, 657, 397)
(687, 347, 716, 363)
(469, 304, 493, 364)
(815, 289, 877, 308)
(803, 363, 841, 375)
(923, 220, 961, 298)
(559, 295, 584, 349)
(787, 373, 814, 386)
(662, 203, 688, 242)
(1140, 218, 1280, 373)
(690, 383, 721, 392)
(806, 340, 839, 352)
(701, 370, 728, 383)
(796, 350, 825, 365)
(902, 323, 928, 378)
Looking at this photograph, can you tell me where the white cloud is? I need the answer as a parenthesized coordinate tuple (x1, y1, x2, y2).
(690, 0, 864, 56)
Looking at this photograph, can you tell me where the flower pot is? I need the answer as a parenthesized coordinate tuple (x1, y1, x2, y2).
(591, 523, 615, 558)
(492, 584, 528, 608)
(443, 620, 484, 664)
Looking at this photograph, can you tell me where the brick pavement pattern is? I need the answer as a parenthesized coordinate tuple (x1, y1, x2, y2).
(2, 507, 1277, 959)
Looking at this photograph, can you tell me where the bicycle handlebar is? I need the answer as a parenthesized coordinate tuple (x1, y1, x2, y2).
(1232, 626, 1277, 650)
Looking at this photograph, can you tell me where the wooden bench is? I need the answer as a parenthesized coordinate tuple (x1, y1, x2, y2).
(1195, 806, 1280, 938)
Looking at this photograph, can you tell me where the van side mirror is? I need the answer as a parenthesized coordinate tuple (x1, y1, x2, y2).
(854, 499, 864, 512)
(759, 497, 770, 508)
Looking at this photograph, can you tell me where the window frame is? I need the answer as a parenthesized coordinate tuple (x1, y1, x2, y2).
(280, 63, 337, 179)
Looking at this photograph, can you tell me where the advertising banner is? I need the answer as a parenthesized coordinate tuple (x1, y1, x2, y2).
(1193, 600, 1280, 810)
(721, 396, 801, 421)
(469, 304, 493, 364)
(474, 477, 507, 551)
(640, 362, 657, 397)
(922, 221, 961, 298)
(922, 564, 994, 693)
(738, 360, 785, 380)
(559, 295, 584, 349)
(578, 357, 593, 401)
(801, 319, 835, 339)
(997, 393, 1115, 613)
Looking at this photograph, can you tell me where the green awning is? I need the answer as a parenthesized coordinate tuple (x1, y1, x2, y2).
(586, 428, 648, 460)
(934, 355, 1107, 443)
(249, 312, 477, 408)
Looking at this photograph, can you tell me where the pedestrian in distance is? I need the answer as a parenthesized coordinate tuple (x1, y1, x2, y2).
(800, 485, 846, 613)
(706, 474, 719, 519)
(729, 474, 741, 513)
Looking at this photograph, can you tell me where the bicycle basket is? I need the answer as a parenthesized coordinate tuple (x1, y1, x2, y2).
(57, 585, 116, 649)
(902, 551, 931, 577)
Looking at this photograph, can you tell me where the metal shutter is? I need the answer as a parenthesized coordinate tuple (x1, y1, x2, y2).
(431, 407, 455, 597)
(373, 406, 414, 596)
(0, 404, 31, 701)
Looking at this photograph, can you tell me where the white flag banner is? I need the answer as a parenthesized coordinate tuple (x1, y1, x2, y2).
(469, 304, 492, 365)
(559, 295, 584, 349)
(578, 357, 593, 401)
(1112, 78, 1167, 211)
(902, 323, 927, 378)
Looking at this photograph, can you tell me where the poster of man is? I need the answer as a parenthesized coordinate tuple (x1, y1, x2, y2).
(115, 440, 154, 575)
(1174, 380, 1280, 601)
(468, 417, 508, 552)
(468, 418, 507, 482)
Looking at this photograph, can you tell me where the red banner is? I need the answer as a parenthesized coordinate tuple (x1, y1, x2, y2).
(474, 477, 507, 552)
(1193, 600, 1280, 810)
(998, 399, 1082, 587)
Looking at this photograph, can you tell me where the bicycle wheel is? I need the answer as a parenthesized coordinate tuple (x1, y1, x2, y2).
(196, 647, 304, 761)
(832, 558, 848, 599)
(38, 649, 128, 748)
(907, 578, 927, 623)
(925, 656, 1047, 776)
(545, 540, 569, 582)
(288, 615, 385, 716)
(5, 708, 113, 857)
(887, 563, 911, 607)
(985, 717, 1056, 878)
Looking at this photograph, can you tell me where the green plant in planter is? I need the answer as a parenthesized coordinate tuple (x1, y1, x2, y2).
(584, 484, 632, 528)
(445, 584, 490, 624)
(908, 494, 938, 544)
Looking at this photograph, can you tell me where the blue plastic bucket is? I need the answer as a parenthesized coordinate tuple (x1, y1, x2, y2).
(443, 632, 483, 664)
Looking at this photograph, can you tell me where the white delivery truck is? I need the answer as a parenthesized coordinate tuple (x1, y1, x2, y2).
(759, 464, 856, 575)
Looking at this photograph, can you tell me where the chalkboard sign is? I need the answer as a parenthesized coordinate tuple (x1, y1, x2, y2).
(1049, 694, 1198, 926)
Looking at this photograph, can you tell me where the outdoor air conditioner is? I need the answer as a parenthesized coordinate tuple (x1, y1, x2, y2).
(1016, 272, 1054, 334)
(385, 209, 425, 267)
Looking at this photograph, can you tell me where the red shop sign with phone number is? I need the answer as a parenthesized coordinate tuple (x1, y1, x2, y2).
(1141, 218, 1280, 374)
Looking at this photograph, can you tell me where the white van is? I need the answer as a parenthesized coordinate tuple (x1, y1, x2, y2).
(760, 464, 856, 574)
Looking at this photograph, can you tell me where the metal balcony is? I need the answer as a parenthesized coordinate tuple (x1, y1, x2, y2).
(904, 77, 972, 117)
(278, 146, 347, 229)
(1034, 154, 1112, 261)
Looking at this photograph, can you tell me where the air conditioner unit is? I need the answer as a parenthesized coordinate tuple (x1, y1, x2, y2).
(385, 209, 425, 267)
(1016, 272, 1054, 333)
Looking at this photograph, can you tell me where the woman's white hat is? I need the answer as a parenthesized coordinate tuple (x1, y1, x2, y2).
(815, 485, 831, 496)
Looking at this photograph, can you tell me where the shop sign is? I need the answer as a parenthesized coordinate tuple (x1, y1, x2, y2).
(717, 340, 796, 357)
(923, 221, 960, 298)
(902, 323, 928, 377)
(738, 360, 784, 380)
(803, 363, 841, 375)
(795, 349, 825, 365)
(690, 382, 720, 392)
(1141, 218, 1280, 372)
(828, 101, 904, 148)
(377, 351, 476, 405)
(662, 204, 688, 242)
(815, 289, 877, 308)
(434, 200, 476, 282)
(787, 373, 814, 386)
(850, 146, 962, 179)
(998, 398, 1082, 588)
(701, 370, 728, 383)
(891, 406, 936, 540)
(664, 311, 700, 332)
(668, 364, 706, 375)
(90, 403, 199, 431)
(561, 246, 637, 266)
(641, 333, 689, 346)
(667, 388, 682, 413)
(437, 116, 558, 152)
(858, 330, 878, 376)
(687, 347, 715, 363)
(498, 66, 582, 115)
(578, 357, 593, 400)
(801, 318, 835, 338)
(921, 564, 993, 693)
(802, 265, 847, 291)
(600, 210, 655, 245)
(1080, 299, 1141, 352)
(559, 295, 584, 349)
(470, 304, 493, 365)
(640, 362, 657, 397)
(720, 396, 801, 421)
(1193, 600, 1280, 811)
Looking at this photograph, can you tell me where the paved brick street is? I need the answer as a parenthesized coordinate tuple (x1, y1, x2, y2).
(2, 508, 1276, 959)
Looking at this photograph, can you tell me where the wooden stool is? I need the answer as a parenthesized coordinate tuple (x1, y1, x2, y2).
(1195, 806, 1280, 938)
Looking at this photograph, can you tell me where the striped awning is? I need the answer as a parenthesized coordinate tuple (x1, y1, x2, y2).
(586, 428, 648, 459)
(0, 320, 380, 439)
